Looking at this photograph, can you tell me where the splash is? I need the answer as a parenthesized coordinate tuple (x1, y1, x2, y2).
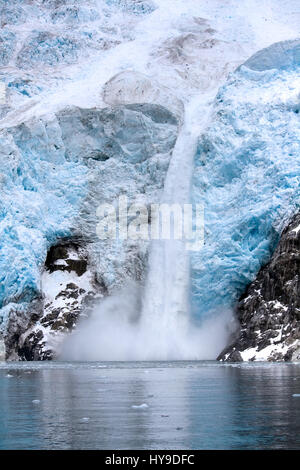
(57, 0, 299, 361)
(60, 93, 236, 361)
(60, 282, 237, 360)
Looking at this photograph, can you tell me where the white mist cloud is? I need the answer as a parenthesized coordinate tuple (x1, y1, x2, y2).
(59, 283, 237, 361)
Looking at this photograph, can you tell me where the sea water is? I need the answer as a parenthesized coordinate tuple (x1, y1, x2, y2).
(0, 361, 300, 450)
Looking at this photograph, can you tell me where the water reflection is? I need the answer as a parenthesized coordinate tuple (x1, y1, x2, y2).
(0, 362, 299, 449)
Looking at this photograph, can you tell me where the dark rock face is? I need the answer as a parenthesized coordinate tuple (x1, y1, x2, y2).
(45, 243, 88, 277)
(12, 240, 105, 361)
(218, 213, 300, 362)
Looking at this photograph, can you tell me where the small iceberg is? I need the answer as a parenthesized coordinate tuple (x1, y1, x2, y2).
(32, 400, 40, 404)
(131, 404, 149, 409)
(292, 394, 300, 397)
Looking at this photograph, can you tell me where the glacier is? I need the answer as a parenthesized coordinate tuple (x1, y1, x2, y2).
(0, 0, 299, 360)
(0, 103, 179, 357)
(191, 41, 300, 319)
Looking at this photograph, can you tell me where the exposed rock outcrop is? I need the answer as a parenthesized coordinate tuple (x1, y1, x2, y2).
(218, 213, 300, 362)
(241, 39, 300, 71)
(6, 241, 104, 360)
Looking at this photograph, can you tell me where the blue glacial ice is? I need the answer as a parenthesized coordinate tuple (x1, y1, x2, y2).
(191, 41, 300, 318)
(105, 0, 156, 15)
(16, 32, 80, 68)
(50, 4, 101, 24)
(0, 0, 153, 117)
(0, 0, 300, 359)
(0, 104, 178, 323)
(0, 3, 27, 26)
(0, 31, 16, 66)
(0, 118, 89, 311)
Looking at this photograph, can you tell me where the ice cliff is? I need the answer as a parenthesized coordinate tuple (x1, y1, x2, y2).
(192, 39, 300, 360)
(0, 0, 299, 360)
(191, 39, 300, 316)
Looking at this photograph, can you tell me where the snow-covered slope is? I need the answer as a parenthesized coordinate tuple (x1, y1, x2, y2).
(0, 0, 299, 360)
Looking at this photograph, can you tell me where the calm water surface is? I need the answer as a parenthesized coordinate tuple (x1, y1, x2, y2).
(0, 361, 300, 449)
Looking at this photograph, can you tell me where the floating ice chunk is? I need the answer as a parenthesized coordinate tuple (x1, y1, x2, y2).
(6, 374, 13, 378)
(32, 399, 40, 404)
(80, 417, 90, 421)
(131, 403, 149, 409)
(292, 394, 300, 397)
